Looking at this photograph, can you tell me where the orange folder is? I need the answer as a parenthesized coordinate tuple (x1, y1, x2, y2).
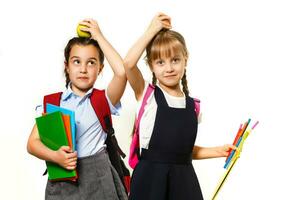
(62, 114, 73, 150)
(61, 114, 77, 181)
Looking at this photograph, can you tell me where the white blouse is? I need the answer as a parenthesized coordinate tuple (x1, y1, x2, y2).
(137, 83, 202, 150)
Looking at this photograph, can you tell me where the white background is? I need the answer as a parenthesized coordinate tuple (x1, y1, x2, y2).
(0, 0, 299, 199)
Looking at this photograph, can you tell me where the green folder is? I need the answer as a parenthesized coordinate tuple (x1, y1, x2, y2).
(35, 111, 77, 181)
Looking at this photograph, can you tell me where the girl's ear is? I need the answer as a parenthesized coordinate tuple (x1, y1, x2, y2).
(98, 63, 104, 75)
(146, 59, 154, 72)
(149, 63, 154, 72)
(64, 61, 70, 73)
(184, 56, 188, 67)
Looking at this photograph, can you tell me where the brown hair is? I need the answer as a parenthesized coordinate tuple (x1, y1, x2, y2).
(146, 29, 190, 96)
(64, 37, 104, 88)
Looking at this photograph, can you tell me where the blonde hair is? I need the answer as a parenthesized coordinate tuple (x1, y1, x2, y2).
(146, 29, 190, 96)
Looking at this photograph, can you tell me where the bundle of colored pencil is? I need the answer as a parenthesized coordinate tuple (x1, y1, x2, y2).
(211, 119, 259, 200)
(224, 119, 259, 169)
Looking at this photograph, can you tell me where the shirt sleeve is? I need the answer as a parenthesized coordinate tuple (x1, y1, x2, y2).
(35, 98, 44, 117)
(105, 90, 121, 116)
(198, 112, 202, 124)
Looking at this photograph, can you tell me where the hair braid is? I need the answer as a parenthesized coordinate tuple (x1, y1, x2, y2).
(181, 69, 189, 96)
(152, 72, 157, 85)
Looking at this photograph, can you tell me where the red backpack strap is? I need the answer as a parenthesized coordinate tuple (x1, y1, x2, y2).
(90, 89, 111, 132)
(43, 92, 63, 113)
(90, 88, 129, 193)
(90, 89, 126, 158)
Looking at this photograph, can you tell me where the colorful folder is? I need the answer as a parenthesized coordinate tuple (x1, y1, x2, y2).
(36, 111, 77, 181)
(46, 103, 76, 151)
(62, 114, 73, 150)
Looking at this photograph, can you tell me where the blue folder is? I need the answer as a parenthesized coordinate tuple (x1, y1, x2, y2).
(46, 103, 76, 151)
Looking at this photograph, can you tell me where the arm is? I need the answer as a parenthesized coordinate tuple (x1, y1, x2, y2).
(192, 145, 236, 160)
(79, 19, 126, 106)
(123, 13, 172, 100)
(27, 124, 77, 170)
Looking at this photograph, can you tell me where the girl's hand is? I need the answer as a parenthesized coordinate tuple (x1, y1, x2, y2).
(53, 146, 77, 170)
(78, 19, 103, 40)
(215, 144, 237, 157)
(147, 13, 172, 34)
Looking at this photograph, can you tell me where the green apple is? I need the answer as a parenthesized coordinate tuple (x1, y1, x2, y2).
(77, 24, 91, 38)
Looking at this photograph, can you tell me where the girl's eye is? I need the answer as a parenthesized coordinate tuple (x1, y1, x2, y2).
(172, 58, 180, 63)
(73, 60, 80, 65)
(88, 61, 96, 66)
(156, 60, 164, 65)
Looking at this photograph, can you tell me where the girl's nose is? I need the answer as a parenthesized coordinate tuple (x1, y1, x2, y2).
(165, 63, 174, 72)
(80, 64, 88, 73)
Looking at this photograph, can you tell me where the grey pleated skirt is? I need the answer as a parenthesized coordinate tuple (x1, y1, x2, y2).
(45, 150, 127, 200)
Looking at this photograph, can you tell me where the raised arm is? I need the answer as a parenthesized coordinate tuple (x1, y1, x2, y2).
(79, 19, 126, 106)
(123, 13, 172, 100)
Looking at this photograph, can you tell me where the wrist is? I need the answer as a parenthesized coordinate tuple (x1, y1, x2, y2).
(214, 146, 226, 158)
(49, 149, 58, 163)
(94, 33, 105, 42)
(145, 27, 160, 37)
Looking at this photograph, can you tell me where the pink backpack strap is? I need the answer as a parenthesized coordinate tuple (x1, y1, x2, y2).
(135, 84, 155, 133)
(129, 84, 155, 169)
(193, 98, 200, 117)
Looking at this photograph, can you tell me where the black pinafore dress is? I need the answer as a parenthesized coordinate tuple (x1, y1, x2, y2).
(129, 87, 203, 200)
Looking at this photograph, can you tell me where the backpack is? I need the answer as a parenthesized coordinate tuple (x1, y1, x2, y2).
(43, 88, 130, 194)
(128, 84, 200, 169)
